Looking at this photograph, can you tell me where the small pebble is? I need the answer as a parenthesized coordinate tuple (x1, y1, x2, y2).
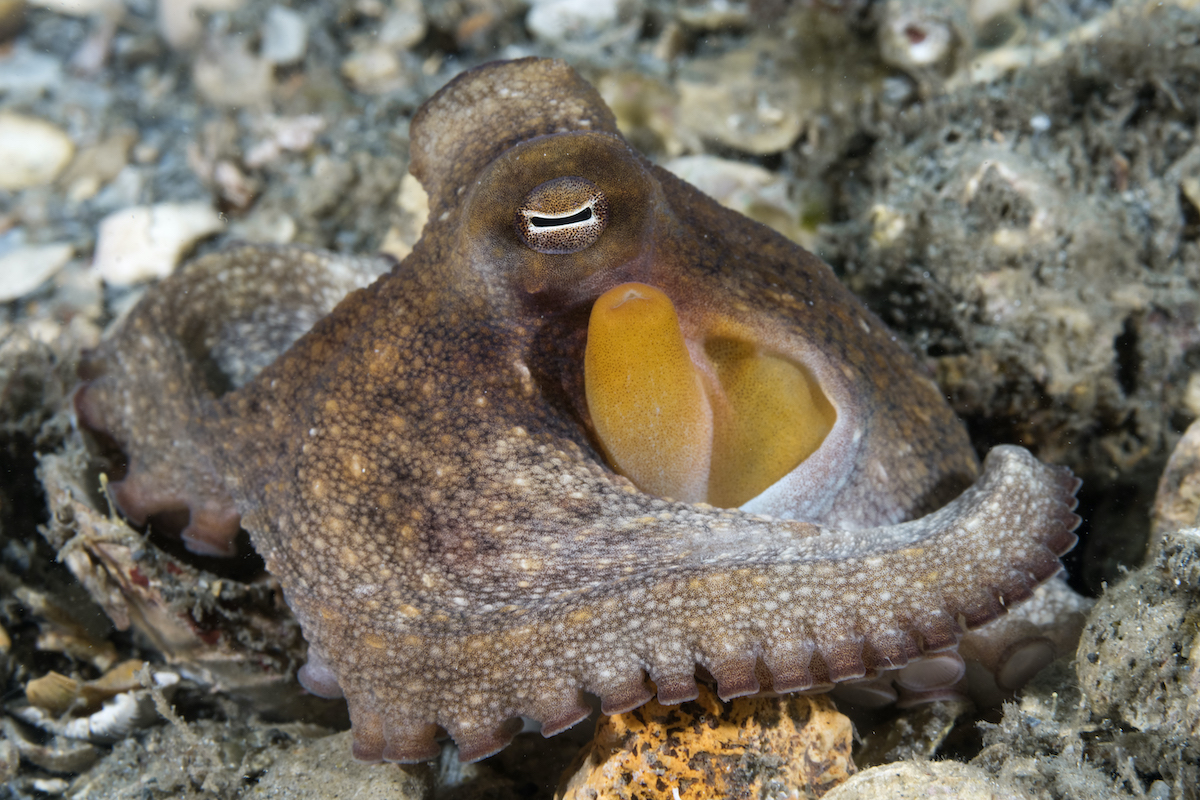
(261, 4, 307, 65)
(31, 778, 70, 796)
(228, 208, 297, 244)
(378, 0, 425, 50)
(526, 0, 621, 43)
(193, 36, 273, 107)
(0, 113, 74, 191)
(341, 46, 411, 94)
(0, 243, 74, 301)
(30, 0, 120, 15)
(93, 202, 224, 286)
(0, 44, 61, 96)
(1148, 779, 1171, 800)
(59, 129, 138, 202)
(158, 0, 246, 49)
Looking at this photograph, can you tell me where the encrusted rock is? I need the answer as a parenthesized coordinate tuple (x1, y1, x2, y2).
(676, 48, 808, 155)
(1075, 526, 1200, 743)
(824, 760, 1034, 800)
(674, 21, 882, 156)
(247, 730, 433, 800)
(556, 684, 855, 799)
(1151, 419, 1200, 548)
(664, 154, 816, 248)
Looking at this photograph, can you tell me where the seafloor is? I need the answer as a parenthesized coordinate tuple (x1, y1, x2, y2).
(2, 0, 1199, 798)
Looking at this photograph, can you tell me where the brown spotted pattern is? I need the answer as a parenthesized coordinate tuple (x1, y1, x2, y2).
(75, 59, 1080, 764)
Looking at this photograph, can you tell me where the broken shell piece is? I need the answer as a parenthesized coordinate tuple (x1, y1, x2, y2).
(62, 688, 162, 743)
(12, 585, 118, 670)
(25, 660, 150, 716)
(17, 670, 179, 744)
(93, 202, 224, 285)
(31, 778, 70, 796)
(0, 737, 17, 785)
(25, 672, 82, 716)
(0, 242, 74, 302)
(81, 658, 147, 700)
(0, 717, 98, 774)
(878, 0, 973, 79)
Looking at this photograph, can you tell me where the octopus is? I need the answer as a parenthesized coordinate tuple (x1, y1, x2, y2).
(75, 58, 1084, 764)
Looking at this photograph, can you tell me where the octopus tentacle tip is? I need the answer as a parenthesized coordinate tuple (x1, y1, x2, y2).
(711, 657, 762, 701)
(379, 721, 441, 764)
(538, 702, 592, 738)
(651, 674, 701, 706)
(817, 640, 869, 684)
(450, 719, 524, 764)
(349, 707, 387, 764)
(598, 678, 654, 716)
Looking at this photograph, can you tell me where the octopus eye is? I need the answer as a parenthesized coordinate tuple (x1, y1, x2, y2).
(515, 176, 609, 254)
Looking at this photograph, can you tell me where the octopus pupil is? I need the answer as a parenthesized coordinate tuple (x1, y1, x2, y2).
(531, 207, 593, 228)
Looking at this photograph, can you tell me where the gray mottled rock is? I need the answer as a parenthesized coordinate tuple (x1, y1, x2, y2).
(824, 761, 1033, 800)
(247, 731, 433, 800)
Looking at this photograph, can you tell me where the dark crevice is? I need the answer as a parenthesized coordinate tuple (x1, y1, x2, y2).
(1114, 315, 1140, 396)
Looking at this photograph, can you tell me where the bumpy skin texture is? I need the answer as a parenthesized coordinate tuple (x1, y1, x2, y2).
(76, 59, 1081, 764)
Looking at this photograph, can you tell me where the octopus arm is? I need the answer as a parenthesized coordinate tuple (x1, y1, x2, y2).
(73, 245, 392, 556)
(291, 445, 1078, 764)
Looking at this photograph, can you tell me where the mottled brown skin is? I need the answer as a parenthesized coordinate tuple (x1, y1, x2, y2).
(76, 59, 1080, 763)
